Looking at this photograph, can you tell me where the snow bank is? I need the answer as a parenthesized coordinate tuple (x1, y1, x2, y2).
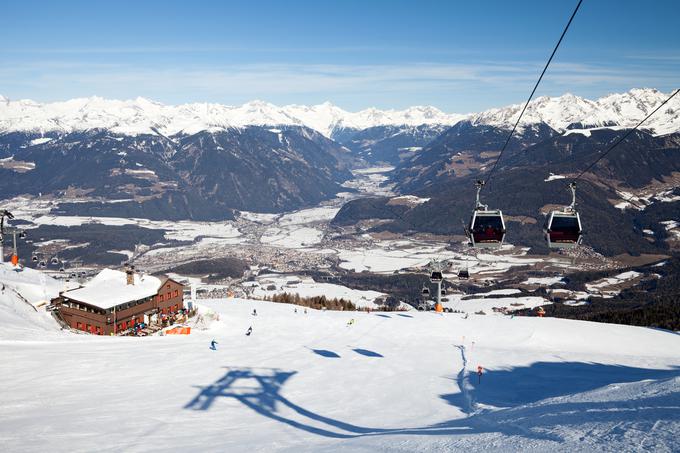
(0, 263, 67, 307)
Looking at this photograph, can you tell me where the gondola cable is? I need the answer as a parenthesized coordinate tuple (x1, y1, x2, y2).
(483, 0, 584, 191)
(541, 88, 679, 248)
(572, 88, 680, 182)
(465, 0, 583, 249)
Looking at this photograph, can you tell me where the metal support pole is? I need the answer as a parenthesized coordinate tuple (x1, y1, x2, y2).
(474, 180, 487, 210)
(568, 182, 577, 212)
(437, 279, 442, 309)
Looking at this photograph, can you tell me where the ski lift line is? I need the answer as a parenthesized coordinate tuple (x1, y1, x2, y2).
(572, 88, 680, 182)
(483, 0, 583, 191)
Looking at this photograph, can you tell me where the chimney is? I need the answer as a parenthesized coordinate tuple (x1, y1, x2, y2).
(126, 264, 135, 285)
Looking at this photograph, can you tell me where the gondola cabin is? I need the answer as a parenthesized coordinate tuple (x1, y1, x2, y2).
(421, 287, 430, 297)
(430, 271, 443, 283)
(458, 269, 470, 279)
(468, 210, 506, 248)
(544, 211, 582, 248)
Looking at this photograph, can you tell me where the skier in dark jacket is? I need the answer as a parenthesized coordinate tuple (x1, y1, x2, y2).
(246, 326, 253, 336)
(210, 339, 218, 350)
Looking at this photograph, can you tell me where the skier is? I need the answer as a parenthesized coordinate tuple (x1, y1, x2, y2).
(245, 326, 253, 336)
(252, 309, 258, 316)
(304, 308, 307, 314)
(294, 308, 298, 313)
(210, 339, 218, 350)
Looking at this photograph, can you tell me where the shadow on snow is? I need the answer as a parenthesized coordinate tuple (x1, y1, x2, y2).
(441, 361, 680, 409)
(352, 348, 384, 358)
(311, 349, 341, 358)
(185, 363, 680, 442)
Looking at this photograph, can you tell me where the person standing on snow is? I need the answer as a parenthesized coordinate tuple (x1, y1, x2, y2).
(210, 339, 218, 350)
(252, 309, 258, 316)
(246, 326, 253, 336)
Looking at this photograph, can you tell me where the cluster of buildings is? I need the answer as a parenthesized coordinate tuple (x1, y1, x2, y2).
(51, 266, 185, 335)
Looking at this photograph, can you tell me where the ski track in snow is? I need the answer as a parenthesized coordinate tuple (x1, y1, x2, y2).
(455, 344, 476, 416)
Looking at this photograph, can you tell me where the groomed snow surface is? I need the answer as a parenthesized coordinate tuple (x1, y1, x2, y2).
(1, 288, 679, 452)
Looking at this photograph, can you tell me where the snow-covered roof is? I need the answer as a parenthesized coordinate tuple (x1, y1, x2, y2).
(61, 269, 162, 310)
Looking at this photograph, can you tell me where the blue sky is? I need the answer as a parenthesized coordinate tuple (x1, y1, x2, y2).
(0, 0, 677, 111)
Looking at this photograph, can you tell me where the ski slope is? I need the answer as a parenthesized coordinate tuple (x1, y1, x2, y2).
(1, 287, 679, 452)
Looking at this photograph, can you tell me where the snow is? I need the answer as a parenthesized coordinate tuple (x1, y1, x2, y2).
(472, 88, 680, 136)
(261, 226, 324, 249)
(2, 290, 679, 452)
(0, 263, 70, 307)
(25, 214, 243, 243)
(124, 168, 157, 177)
(248, 274, 388, 309)
(388, 195, 431, 206)
(586, 271, 642, 293)
(544, 173, 566, 182)
(0, 97, 465, 138)
(470, 289, 522, 297)
(662, 220, 680, 240)
(0, 285, 68, 340)
(1, 89, 677, 139)
(60, 269, 161, 309)
(28, 137, 53, 145)
(277, 206, 341, 225)
(522, 277, 565, 286)
(444, 295, 549, 314)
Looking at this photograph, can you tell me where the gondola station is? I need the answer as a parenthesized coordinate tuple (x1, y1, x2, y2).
(51, 266, 185, 335)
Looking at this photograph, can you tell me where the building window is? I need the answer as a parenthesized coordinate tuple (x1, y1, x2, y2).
(167, 292, 171, 300)
(159, 294, 164, 302)
(174, 290, 179, 297)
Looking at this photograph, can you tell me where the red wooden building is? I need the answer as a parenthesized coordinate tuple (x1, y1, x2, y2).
(52, 268, 184, 335)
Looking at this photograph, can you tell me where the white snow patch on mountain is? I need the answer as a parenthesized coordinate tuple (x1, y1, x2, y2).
(544, 173, 566, 182)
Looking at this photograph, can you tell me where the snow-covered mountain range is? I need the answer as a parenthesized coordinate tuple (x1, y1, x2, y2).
(1, 88, 678, 138)
(0, 96, 465, 138)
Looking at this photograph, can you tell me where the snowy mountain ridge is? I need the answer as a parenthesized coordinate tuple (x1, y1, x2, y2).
(0, 96, 466, 138)
(0, 88, 678, 138)
(471, 88, 680, 135)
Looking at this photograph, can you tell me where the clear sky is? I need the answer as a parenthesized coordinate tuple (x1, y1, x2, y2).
(0, 0, 677, 112)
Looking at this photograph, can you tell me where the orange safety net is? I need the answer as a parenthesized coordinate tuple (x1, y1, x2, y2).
(165, 327, 191, 335)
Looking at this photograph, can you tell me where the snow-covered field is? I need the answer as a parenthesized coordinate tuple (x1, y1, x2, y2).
(1, 272, 679, 452)
(247, 274, 390, 309)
